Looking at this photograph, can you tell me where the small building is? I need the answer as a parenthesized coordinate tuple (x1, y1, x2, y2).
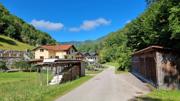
(33, 44, 77, 59)
(29, 59, 85, 85)
(72, 52, 84, 60)
(83, 52, 98, 65)
(132, 46, 180, 89)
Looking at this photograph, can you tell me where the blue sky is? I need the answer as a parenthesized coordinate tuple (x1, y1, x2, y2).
(0, 0, 146, 42)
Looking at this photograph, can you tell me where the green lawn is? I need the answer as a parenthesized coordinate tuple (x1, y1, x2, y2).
(136, 89, 180, 101)
(0, 35, 34, 50)
(105, 62, 129, 74)
(0, 72, 92, 101)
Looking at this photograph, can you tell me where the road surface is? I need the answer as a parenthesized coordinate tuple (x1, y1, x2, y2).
(55, 66, 150, 101)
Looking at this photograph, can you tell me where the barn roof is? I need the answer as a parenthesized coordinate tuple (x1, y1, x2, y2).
(133, 45, 174, 55)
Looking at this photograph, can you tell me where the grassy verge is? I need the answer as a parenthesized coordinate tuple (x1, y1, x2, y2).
(86, 69, 103, 75)
(105, 62, 129, 74)
(0, 72, 92, 101)
(43, 75, 93, 101)
(105, 62, 119, 68)
(136, 89, 180, 101)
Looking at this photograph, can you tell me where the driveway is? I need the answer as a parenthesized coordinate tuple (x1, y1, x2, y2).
(55, 66, 150, 101)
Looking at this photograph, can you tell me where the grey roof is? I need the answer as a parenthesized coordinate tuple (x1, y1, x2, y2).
(89, 52, 98, 56)
(71, 52, 83, 55)
(81, 52, 98, 57)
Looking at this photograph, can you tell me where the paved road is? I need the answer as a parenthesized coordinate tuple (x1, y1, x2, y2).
(55, 66, 150, 101)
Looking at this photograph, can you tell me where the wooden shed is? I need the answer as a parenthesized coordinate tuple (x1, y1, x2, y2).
(29, 59, 85, 85)
(132, 46, 180, 89)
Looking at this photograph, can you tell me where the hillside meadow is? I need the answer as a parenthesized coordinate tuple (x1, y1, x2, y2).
(0, 35, 34, 50)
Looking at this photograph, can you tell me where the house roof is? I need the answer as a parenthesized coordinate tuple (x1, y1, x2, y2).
(82, 52, 89, 56)
(82, 52, 98, 57)
(72, 52, 83, 55)
(89, 52, 98, 56)
(33, 44, 77, 51)
(133, 45, 175, 55)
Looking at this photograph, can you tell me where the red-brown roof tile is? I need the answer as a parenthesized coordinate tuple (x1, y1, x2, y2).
(34, 44, 76, 51)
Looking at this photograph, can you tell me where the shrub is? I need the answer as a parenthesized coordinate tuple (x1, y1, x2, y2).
(13, 61, 31, 71)
(85, 65, 94, 70)
(0, 60, 6, 70)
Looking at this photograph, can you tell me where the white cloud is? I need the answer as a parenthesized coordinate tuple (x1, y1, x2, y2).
(69, 18, 111, 32)
(125, 20, 131, 24)
(31, 19, 64, 31)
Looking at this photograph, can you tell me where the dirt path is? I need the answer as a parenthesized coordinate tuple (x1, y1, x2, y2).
(55, 66, 150, 101)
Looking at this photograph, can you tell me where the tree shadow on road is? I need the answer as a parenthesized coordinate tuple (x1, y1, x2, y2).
(129, 96, 162, 101)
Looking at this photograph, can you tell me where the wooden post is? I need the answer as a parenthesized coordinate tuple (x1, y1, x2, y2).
(39, 67, 43, 86)
(47, 66, 49, 86)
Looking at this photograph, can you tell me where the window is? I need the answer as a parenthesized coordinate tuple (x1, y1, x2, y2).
(40, 56, 44, 59)
(64, 55, 68, 59)
(67, 51, 70, 54)
(40, 49, 44, 52)
(55, 56, 59, 59)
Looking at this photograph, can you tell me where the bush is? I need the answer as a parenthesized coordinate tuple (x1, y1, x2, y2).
(0, 61, 6, 70)
(116, 46, 132, 71)
(31, 64, 39, 72)
(13, 61, 31, 71)
(86, 65, 96, 70)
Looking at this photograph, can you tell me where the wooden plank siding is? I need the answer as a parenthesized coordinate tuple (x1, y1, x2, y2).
(132, 51, 157, 85)
(132, 46, 180, 89)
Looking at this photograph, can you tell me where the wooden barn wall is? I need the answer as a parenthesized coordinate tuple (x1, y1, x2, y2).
(132, 51, 157, 85)
(80, 62, 85, 76)
(156, 51, 180, 89)
(61, 64, 81, 83)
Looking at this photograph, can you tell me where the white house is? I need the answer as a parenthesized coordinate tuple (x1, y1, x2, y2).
(33, 44, 77, 60)
(83, 52, 98, 64)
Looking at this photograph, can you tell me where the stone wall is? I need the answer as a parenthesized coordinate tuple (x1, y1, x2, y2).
(0, 50, 30, 68)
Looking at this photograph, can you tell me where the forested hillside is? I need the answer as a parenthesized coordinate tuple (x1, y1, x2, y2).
(126, 0, 180, 50)
(0, 4, 56, 46)
(78, 0, 180, 70)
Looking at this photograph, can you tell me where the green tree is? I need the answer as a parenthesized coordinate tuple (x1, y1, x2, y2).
(126, 0, 180, 50)
(4, 25, 16, 37)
